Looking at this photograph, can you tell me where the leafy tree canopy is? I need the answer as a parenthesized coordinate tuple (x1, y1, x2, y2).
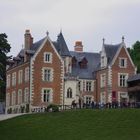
(0, 33, 11, 101)
(128, 41, 140, 73)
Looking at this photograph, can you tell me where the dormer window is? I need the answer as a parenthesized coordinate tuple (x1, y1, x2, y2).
(79, 57, 88, 69)
(44, 52, 52, 63)
(101, 56, 107, 68)
(119, 58, 127, 68)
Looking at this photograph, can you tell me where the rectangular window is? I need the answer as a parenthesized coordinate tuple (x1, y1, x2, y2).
(12, 91, 16, 105)
(42, 68, 53, 82)
(24, 88, 29, 103)
(85, 96, 92, 105)
(100, 92, 106, 104)
(119, 58, 127, 68)
(100, 73, 106, 88)
(7, 74, 11, 88)
(118, 73, 128, 87)
(18, 70, 23, 84)
(42, 89, 52, 103)
(12, 72, 16, 86)
(86, 81, 92, 91)
(25, 67, 29, 82)
(18, 89, 22, 104)
(44, 52, 52, 63)
(6, 93, 10, 106)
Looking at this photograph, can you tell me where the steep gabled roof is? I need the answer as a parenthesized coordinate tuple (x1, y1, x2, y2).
(31, 38, 46, 51)
(70, 51, 100, 79)
(53, 32, 71, 57)
(104, 43, 121, 65)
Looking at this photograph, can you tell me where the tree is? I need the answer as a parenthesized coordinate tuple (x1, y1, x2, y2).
(0, 33, 11, 101)
(128, 41, 140, 73)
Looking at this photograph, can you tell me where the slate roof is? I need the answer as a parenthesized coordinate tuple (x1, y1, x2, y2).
(53, 32, 71, 57)
(70, 51, 100, 79)
(16, 32, 71, 59)
(104, 43, 121, 65)
(127, 74, 140, 82)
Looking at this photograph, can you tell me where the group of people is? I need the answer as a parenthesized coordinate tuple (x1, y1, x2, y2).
(71, 100, 140, 109)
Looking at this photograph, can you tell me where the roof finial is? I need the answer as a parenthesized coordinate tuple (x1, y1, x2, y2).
(46, 31, 49, 36)
(102, 38, 105, 45)
(122, 36, 125, 43)
(60, 28, 62, 34)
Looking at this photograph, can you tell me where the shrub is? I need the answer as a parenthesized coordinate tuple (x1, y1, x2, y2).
(46, 104, 59, 112)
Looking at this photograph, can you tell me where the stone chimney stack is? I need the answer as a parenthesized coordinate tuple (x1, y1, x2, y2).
(74, 41, 83, 52)
(24, 29, 33, 62)
(24, 29, 33, 50)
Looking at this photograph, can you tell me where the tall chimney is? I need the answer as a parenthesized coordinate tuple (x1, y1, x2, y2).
(74, 41, 83, 52)
(24, 29, 33, 62)
(24, 29, 33, 50)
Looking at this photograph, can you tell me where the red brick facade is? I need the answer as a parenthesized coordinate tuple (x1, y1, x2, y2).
(5, 30, 136, 113)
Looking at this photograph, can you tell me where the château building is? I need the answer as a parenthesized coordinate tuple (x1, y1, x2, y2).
(6, 30, 136, 113)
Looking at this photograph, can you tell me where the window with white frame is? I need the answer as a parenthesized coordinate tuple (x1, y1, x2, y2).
(85, 96, 92, 105)
(42, 68, 53, 82)
(6, 93, 10, 106)
(118, 73, 128, 87)
(12, 91, 16, 105)
(25, 67, 29, 82)
(101, 56, 107, 68)
(100, 73, 106, 88)
(18, 70, 23, 84)
(12, 72, 16, 86)
(7, 74, 11, 88)
(100, 92, 106, 104)
(86, 81, 92, 91)
(24, 88, 29, 103)
(67, 88, 72, 98)
(119, 58, 127, 68)
(44, 52, 52, 63)
(42, 88, 52, 103)
(18, 89, 22, 104)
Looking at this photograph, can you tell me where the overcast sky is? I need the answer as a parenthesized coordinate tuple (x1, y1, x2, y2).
(0, 0, 140, 56)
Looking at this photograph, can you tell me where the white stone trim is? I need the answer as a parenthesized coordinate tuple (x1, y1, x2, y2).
(18, 70, 23, 84)
(6, 74, 11, 88)
(111, 43, 135, 68)
(118, 91, 128, 103)
(44, 52, 52, 63)
(118, 73, 128, 87)
(6, 93, 10, 107)
(42, 67, 54, 82)
(119, 57, 127, 68)
(100, 73, 106, 88)
(12, 72, 16, 86)
(25, 67, 29, 82)
(100, 92, 106, 104)
(18, 89, 22, 105)
(41, 88, 53, 103)
(30, 35, 64, 107)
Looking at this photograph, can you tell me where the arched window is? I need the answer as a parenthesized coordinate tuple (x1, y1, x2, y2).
(67, 88, 72, 98)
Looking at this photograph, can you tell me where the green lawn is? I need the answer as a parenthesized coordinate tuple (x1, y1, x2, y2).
(0, 109, 140, 140)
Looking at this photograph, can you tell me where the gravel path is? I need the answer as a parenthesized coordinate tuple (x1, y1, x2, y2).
(0, 113, 26, 121)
